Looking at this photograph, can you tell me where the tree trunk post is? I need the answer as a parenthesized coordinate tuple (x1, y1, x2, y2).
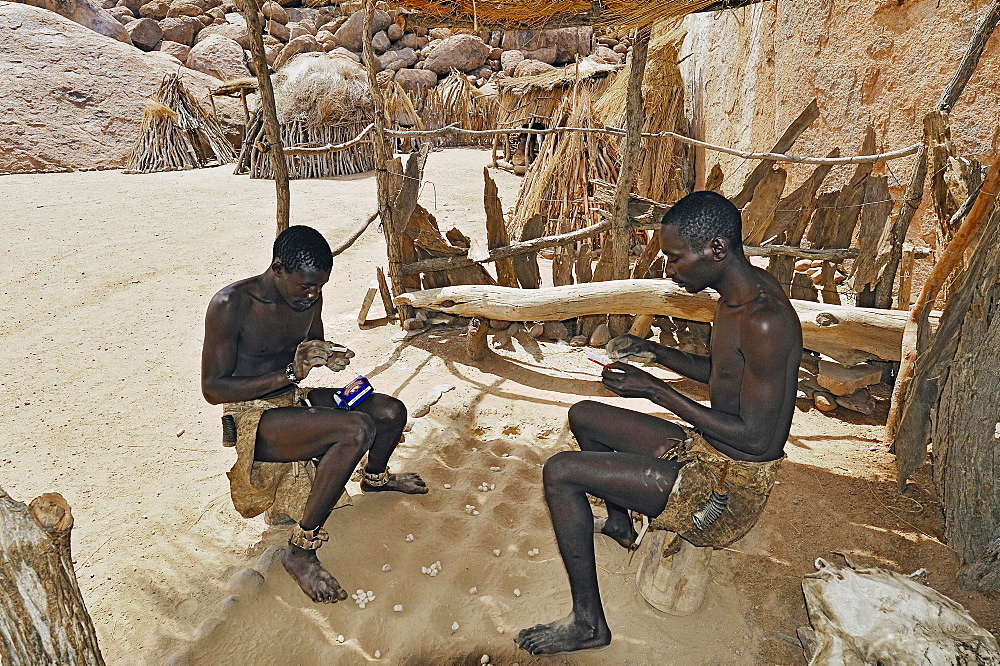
(239, 0, 290, 236)
(606, 27, 650, 337)
(1, 487, 105, 665)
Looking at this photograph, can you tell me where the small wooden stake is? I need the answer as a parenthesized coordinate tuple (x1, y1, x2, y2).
(357, 280, 379, 328)
(376, 267, 397, 321)
(895, 243, 915, 310)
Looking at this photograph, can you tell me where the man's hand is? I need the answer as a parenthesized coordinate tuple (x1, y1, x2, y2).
(606, 335, 657, 364)
(324, 343, 355, 373)
(601, 361, 661, 399)
(292, 341, 342, 381)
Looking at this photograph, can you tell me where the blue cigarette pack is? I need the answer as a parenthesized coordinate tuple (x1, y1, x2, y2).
(333, 376, 374, 410)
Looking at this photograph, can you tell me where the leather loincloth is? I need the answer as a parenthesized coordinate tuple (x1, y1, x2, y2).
(649, 426, 782, 548)
(222, 387, 348, 522)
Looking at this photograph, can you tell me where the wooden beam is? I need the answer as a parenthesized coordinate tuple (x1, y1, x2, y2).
(396, 279, 939, 366)
(731, 100, 819, 208)
(239, 0, 290, 235)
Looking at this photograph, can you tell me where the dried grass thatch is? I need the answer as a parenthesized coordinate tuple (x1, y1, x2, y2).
(411, 71, 494, 147)
(510, 85, 621, 269)
(393, 0, 718, 30)
(492, 60, 619, 129)
(125, 74, 236, 174)
(237, 52, 377, 179)
(593, 26, 689, 204)
(270, 52, 374, 127)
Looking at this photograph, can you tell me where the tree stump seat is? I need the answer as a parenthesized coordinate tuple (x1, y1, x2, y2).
(635, 529, 714, 616)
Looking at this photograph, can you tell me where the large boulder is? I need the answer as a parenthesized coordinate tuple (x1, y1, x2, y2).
(588, 44, 621, 65)
(260, 0, 285, 23)
(186, 33, 249, 78)
(500, 49, 523, 75)
(423, 33, 489, 74)
(512, 59, 554, 77)
(159, 15, 201, 45)
(332, 8, 389, 52)
(196, 19, 248, 48)
(138, 0, 168, 19)
(125, 16, 161, 50)
(394, 67, 437, 92)
(0, 2, 240, 173)
(549, 26, 592, 63)
(273, 33, 321, 70)
(19, 0, 132, 43)
(379, 47, 416, 72)
(158, 39, 190, 61)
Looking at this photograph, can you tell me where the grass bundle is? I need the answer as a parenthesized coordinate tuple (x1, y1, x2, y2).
(125, 74, 235, 174)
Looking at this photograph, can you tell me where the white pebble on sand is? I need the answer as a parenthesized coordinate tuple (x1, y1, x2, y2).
(405, 534, 414, 542)
(444, 484, 451, 489)
(375, 650, 381, 659)
(382, 564, 392, 572)
(471, 448, 478, 452)
(490, 484, 495, 490)
(337, 635, 345, 643)
(393, 605, 403, 612)
(452, 622, 460, 631)
(493, 549, 501, 557)
(469, 587, 478, 595)
(497, 626, 504, 634)
(514, 588, 521, 597)
(481, 655, 490, 664)
(473, 510, 479, 515)
(490, 466, 500, 471)
(527, 548, 539, 557)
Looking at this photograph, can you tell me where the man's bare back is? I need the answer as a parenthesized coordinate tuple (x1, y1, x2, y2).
(517, 191, 802, 655)
(201, 226, 426, 604)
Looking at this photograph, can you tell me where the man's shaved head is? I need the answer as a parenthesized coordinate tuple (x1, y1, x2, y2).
(661, 191, 744, 255)
(273, 225, 333, 274)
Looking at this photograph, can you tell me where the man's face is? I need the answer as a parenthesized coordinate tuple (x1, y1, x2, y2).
(273, 263, 330, 312)
(658, 225, 716, 294)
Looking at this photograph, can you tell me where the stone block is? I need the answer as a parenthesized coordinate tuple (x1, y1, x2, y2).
(817, 360, 882, 396)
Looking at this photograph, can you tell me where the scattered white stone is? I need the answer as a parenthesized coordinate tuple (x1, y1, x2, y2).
(481, 655, 490, 665)
(514, 588, 521, 597)
(393, 604, 403, 612)
(501, 453, 509, 457)
(490, 466, 501, 471)
(478, 482, 490, 492)
(422, 561, 442, 576)
(444, 483, 451, 489)
(382, 564, 392, 572)
(473, 510, 479, 516)
(469, 586, 478, 595)
(527, 548, 539, 557)
(375, 650, 381, 659)
(465, 504, 476, 514)
(452, 621, 460, 631)
(497, 626, 505, 634)
(405, 533, 414, 542)
(489, 484, 495, 490)
(493, 549, 501, 557)
(336, 634, 345, 643)
(471, 447, 478, 452)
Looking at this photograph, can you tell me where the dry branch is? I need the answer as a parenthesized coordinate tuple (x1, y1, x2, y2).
(396, 280, 935, 366)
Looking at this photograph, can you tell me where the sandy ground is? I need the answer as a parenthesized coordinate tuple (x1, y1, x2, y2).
(2, 148, 997, 665)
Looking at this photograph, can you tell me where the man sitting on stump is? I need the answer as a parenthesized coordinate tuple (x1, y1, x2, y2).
(517, 191, 802, 655)
(201, 225, 426, 604)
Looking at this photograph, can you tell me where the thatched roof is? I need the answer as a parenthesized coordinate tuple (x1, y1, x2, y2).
(493, 59, 620, 93)
(394, 0, 740, 30)
(268, 52, 373, 127)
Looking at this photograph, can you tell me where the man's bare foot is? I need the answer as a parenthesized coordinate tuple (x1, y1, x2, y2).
(598, 513, 638, 550)
(361, 471, 428, 494)
(516, 613, 611, 655)
(281, 544, 348, 603)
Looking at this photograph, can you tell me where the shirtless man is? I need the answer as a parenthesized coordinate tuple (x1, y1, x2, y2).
(517, 191, 802, 655)
(202, 225, 427, 604)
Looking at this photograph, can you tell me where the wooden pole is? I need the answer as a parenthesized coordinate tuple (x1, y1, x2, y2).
(605, 27, 650, 336)
(362, 1, 412, 322)
(396, 280, 934, 366)
(1, 487, 105, 665)
(239, 0, 290, 235)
